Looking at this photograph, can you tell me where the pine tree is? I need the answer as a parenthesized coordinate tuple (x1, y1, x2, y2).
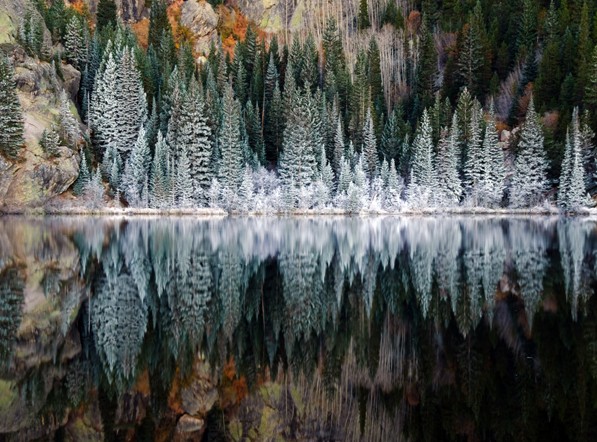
(333, 116, 345, 177)
(148, 0, 171, 49)
(559, 109, 591, 211)
(510, 97, 549, 208)
(279, 91, 318, 192)
(64, 15, 87, 69)
(179, 82, 213, 203)
(464, 103, 484, 202)
(480, 105, 506, 207)
(121, 127, 150, 206)
(381, 109, 401, 163)
(218, 84, 244, 191)
(176, 144, 194, 208)
(40, 125, 61, 158)
(586, 45, 597, 110)
(436, 114, 463, 206)
(150, 132, 170, 208)
(410, 109, 437, 192)
(362, 108, 378, 180)
(0, 54, 24, 159)
(74, 150, 90, 195)
(457, 8, 485, 96)
(59, 90, 79, 148)
(96, 0, 117, 30)
(358, 0, 371, 30)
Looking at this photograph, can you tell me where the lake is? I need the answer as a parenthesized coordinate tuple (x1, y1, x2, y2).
(1, 216, 596, 441)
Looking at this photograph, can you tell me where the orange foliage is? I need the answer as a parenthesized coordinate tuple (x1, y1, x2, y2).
(495, 120, 510, 134)
(220, 357, 248, 407)
(217, 5, 255, 57)
(134, 369, 151, 395)
(131, 18, 150, 49)
(407, 10, 422, 35)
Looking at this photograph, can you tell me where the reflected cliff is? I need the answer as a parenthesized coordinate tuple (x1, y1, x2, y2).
(0, 216, 597, 440)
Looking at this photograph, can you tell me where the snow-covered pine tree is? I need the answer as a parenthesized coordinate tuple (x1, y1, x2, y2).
(362, 108, 378, 180)
(64, 15, 87, 69)
(59, 90, 79, 147)
(279, 89, 318, 193)
(73, 150, 90, 195)
(40, 125, 61, 158)
(176, 144, 194, 208)
(436, 114, 463, 206)
(464, 101, 484, 203)
(179, 81, 213, 204)
(150, 132, 170, 208)
(90, 50, 119, 156)
(409, 109, 437, 203)
(510, 97, 550, 208)
(218, 83, 244, 192)
(381, 108, 401, 163)
(559, 109, 592, 211)
(332, 115, 345, 178)
(479, 104, 506, 207)
(114, 48, 147, 158)
(0, 54, 24, 159)
(385, 158, 403, 211)
(121, 127, 150, 206)
(238, 166, 254, 212)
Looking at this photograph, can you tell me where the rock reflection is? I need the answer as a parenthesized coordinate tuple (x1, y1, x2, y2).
(0, 216, 596, 440)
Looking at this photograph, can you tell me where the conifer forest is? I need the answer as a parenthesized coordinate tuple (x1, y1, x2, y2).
(6, 1, 597, 440)
(2, 0, 597, 212)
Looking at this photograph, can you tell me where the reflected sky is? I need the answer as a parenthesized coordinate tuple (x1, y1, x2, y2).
(0, 216, 596, 440)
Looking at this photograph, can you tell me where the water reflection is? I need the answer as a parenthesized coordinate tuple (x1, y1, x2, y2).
(0, 216, 596, 440)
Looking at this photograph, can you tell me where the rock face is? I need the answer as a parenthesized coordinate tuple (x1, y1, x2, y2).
(180, 358, 219, 416)
(0, 46, 81, 210)
(81, 0, 147, 22)
(180, 0, 218, 56)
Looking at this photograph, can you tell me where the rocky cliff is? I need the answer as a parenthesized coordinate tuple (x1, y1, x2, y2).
(0, 0, 82, 211)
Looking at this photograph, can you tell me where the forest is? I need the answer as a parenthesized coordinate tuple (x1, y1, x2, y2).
(1, 0, 597, 212)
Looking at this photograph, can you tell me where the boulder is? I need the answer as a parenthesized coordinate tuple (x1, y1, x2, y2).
(180, 0, 218, 56)
(176, 414, 204, 434)
(0, 52, 82, 210)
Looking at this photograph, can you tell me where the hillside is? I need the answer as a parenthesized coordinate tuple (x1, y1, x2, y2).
(0, 0, 596, 212)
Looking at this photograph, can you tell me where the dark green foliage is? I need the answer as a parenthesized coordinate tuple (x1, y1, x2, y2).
(358, 0, 371, 30)
(96, 0, 117, 31)
(0, 267, 24, 368)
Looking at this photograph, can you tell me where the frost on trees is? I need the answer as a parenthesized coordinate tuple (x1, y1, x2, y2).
(509, 97, 549, 208)
(91, 272, 147, 384)
(0, 267, 24, 368)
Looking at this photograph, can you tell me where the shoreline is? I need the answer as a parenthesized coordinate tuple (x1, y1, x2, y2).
(1, 206, 596, 217)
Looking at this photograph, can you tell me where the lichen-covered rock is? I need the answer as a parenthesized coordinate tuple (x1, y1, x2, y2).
(180, 0, 218, 56)
(176, 414, 204, 434)
(180, 358, 219, 416)
(0, 47, 82, 210)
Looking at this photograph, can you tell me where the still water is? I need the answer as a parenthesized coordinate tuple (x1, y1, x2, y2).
(1, 216, 597, 441)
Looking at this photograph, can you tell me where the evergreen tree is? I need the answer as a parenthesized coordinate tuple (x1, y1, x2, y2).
(436, 114, 463, 206)
(464, 103, 484, 201)
(586, 45, 597, 110)
(96, 0, 117, 30)
(559, 110, 591, 211)
(148, 0, 171, 49)
(333, 116, 345, 177)
(74, 150, 90, 195)
(150, 132, 170, 208)
(122, 127, 150, 206)
(480, 105, 505, 207)
(0, 55, 24, 159)
(218, 84, 244, 191)
(410, 109, 437, 192)
(279, 91, 318, 192)
(176, 144, 194, 208)
(40, 125, 61, 158)
(358, 0, 371, 30)
(64, 15, 87, 69)
(510, 97, 549, 208)
(59, 90, 79, 148)
(457, 7, 485, 97)
(362, 108, 378, 180)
